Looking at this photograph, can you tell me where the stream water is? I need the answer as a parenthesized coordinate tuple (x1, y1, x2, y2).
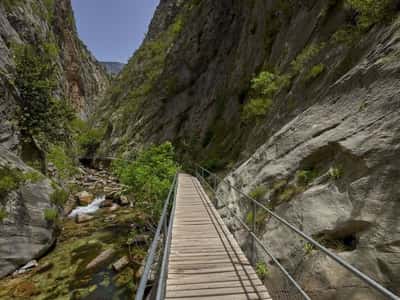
(68, 195, 106, 218)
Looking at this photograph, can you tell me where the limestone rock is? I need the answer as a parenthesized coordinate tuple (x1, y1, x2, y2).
(75, 191, 94, 206)
(12, 260, 38, 276)
(118, 195, 129, 206)
(86, 248, 115, 270)
(0, 147, 56, 278)
(112, 256, 129, 272)
(75, 214, 94, 224)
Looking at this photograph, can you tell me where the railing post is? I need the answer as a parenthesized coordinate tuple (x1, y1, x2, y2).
(251, 200, 256, 266)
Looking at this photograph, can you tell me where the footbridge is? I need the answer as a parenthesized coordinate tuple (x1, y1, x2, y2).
(135, 168, 400, 300)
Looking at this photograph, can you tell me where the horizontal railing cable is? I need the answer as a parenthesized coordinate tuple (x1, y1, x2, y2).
(195, 164, 400, 300)
(197, 174, 311, 300)
(135, 173, 177, 300)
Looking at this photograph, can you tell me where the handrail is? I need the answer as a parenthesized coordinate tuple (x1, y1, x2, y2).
(195, 164, 400, 300)
(197, 174, 311, 300)
(135, 173, 177, 300)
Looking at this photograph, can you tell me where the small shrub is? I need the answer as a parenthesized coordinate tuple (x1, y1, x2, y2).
(44, 208, 58, 222)
(22, 171, 45, 183)
(242, 98, 273, 121)
(304, 64, 325, 83)
(278, 185, 301, 203)
(0, 208, 8, 223)
(304, 242, 314, 255)
(297, 169, 318, 186)
(0, 168, 23, 195)
(256, 261, 269, 280)
(48, 145, 77, 179)
(291, 43, 326, 75)
(50, 188, 68, 206)
(242, 71, 289, 121)
(77, 127, 106, 155)
(249, 186, 268, 200)
(329, 167, 342, 180)
(346, 0, 396, 30)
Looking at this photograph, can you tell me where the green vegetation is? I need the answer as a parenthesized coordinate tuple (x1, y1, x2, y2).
(14, 42, 74, 149)
(304, 64, 325, 83)
(44, 208, 58, 222)
(242, 71, 289, 121)
(50, 188, 68, 206)
(0, 208, 8, 223)
(255, 261, 269, 280)
(249, 185, 268, 200)
(48, 145, 78, 179)
(3, 0, 22, 10)
(304, 242, 314, 255)
(291, 43, 326, 75)
(0, 167, 46, 196)
(71, 119, 106, 155)
(242, 98, 273, 121)
(277, 185, 301, 203)
(329, 166, 342, 180)
(0, 168, 23, 195)
(297, 169, 319, 186)
(347, 0, 395, 30)
(22, 171, 45, 183)
(113, 142, 179, 220)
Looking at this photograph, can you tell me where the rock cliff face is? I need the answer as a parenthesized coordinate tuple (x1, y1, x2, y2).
(0, 146, 57, 278)
(0, 0, 108, 152)
(0, 0, 108, 278)
(98, 0, 400, 298)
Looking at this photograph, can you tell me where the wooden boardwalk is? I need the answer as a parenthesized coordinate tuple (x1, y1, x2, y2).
(165, 173, 272, 300)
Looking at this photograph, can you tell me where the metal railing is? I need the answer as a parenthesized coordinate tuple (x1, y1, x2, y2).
(194, 164, 400, 300)
(135, 173, 178, 300)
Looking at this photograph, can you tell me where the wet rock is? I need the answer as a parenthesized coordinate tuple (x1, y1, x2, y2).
(108, 204, 120, 212)
(75, 214, 94, 224)
(35, 262, 53, 274)
(12, 260, 38, 276)
(100, 199, 114, 208)
(75, 191, 94, 206)
(118, 196, 129, 206)
(86, 248, 115, 270)
(112, 256, 130, 272)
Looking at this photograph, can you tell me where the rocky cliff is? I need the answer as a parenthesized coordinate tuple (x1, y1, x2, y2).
(0, 0, 108, 278)
(97, 0, 400, 298)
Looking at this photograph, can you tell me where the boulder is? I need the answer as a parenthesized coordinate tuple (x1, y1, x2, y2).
(118, 196, 129, 206)
(75, 191, 93, 206)
(112, 256, 130, 272)
(12, 260, 38, 276)
(0, 147, 56, 278)
(75, 214, 94, 224)
(100, 199, 113, 208)
(108, 204, 120, 212)
(86, 248, 115, 270)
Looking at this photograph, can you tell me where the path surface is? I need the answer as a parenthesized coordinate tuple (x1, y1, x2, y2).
(165, 173, 272, 300)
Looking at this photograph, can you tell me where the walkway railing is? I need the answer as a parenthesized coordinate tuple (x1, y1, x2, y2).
(135, 173, 178, 300)
(194, 165, 400, 300)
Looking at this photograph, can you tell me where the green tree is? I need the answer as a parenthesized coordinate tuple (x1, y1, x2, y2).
(113, 142, 179, 220)
(14, 43, 74, 149)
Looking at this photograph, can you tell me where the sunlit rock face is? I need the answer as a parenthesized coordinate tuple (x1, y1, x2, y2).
(0, 0, 108, 152)
(0, 0, 109, 278)
(0, 147, 56, 278)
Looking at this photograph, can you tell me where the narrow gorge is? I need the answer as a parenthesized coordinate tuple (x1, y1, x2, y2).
(0, 0, 399, 299)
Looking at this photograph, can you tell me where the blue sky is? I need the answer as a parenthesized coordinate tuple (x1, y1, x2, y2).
(71, 0, 159, 63)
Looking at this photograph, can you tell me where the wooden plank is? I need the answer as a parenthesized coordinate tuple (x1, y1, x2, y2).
(165, 174, 272, 300)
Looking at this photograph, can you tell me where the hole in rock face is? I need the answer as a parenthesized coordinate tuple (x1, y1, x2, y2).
(313, 232, 358, 252)
(313, 220, 371, 252)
